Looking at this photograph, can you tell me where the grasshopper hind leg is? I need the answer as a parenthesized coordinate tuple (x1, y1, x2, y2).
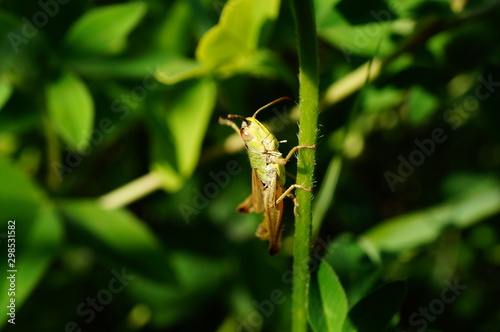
(237, 195, 256, 214)
(275, 184, 313, 216)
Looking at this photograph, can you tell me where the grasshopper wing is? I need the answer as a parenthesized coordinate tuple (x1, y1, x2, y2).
(237, 169, 264, 214)
(256, 170, 284, 255)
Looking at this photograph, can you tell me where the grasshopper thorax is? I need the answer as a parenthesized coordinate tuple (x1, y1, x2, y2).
(240, 117, 279, 154)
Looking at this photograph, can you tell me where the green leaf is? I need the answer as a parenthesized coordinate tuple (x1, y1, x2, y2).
(319, 22, 396, 58)
(309, 275, 329, 332)
(196, 0, 280, 65)
(61, 200, 175, 283)
(0, 159, 44, 221)
(0, 79, 12, 110)
(169, 79, 216, 177)
(362, 86, 404, 113)
(0, 206, 63, 330)
(152, 79, 216, 191)
(314, 0, 343, 29)
(312, 155, 342, 239)
(323, 235, 380, 307)
(315, 2, 404, 58)
(46, 70, 94, 150)
(69, 53, 167, 79)
(360, 184, 500, 254)
(342, 281, 406, 332)
(407, 85, 439, 124)
(193, 0, 280, 80)
(155, 56, 208, 85)
(63, 2, 147, 56)
(155, 50, 291, 85)
(0, 159, 63, 329)
(154, 0, 192, 55)
(15, 207, 63, 297)
(318, 261, 349, 332)
(127, 252, 230, 328)
(155, 0, 281, 85)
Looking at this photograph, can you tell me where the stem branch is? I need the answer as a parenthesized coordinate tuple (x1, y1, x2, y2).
(98, 171, 163, 209)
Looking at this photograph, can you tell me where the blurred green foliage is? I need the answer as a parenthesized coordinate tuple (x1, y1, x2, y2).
(1, 0, 500, 331)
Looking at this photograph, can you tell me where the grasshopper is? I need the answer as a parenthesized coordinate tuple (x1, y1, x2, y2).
(219, 97, 316, 255)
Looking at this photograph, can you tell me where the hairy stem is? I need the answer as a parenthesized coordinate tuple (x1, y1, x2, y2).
(290, 0, 319, 331)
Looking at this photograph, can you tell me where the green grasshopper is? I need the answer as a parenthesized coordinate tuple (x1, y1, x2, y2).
(219, 97, 316, 255)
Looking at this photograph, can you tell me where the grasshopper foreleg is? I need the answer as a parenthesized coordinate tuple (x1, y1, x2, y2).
(275, 145, 316, 165)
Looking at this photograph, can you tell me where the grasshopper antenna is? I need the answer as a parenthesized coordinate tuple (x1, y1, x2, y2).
(252, 96, 292, 118)
(227, 114, 247, 121)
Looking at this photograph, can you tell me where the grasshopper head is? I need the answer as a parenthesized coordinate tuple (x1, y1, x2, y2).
(228, 116, 279, 153)
(225, 97, 291, 154)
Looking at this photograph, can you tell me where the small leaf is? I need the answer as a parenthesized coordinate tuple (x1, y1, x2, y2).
(0, 79, 13, 110)
(63, 2, 147, 56)
(362, 86, 404, 113)
(46, 70, 94, 150)
(151, 78, 217, 192)
(196, 0, 280, 65)
(167, 79, 216, 178)
(318, 261, 349, 332)
(61, 200, 175, 283)
(0, 158, 44, 221)
(343, 281, 406, 332)
(407, 85, 439, 124)
(0, 159, 63, 330)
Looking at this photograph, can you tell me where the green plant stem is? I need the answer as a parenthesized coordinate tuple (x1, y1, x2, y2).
(290, 0, 319, 331)
(98, 171, 163, 209)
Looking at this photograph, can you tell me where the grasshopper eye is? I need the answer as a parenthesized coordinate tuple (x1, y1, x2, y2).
(240, 128, 254, 141)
